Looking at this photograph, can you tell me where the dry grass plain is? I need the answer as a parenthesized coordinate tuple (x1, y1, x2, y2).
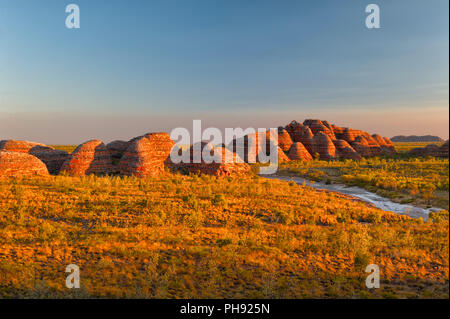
(0, 168, 448, 298)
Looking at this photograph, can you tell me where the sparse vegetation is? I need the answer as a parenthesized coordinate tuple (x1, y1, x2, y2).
(0, 172, 448, 298)
(279, 155, 449, 210)
(50, 145, 77, 154)
(393, 142, 445, 153)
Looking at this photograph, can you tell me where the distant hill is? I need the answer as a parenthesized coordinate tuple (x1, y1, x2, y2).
(391, 135, 444, 142)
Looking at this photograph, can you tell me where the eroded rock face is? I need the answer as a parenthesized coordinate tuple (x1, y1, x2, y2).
(372, 134, 387, 146)
(228, 131, 280, 164)
(118, 133, 175, 177)
(361, 133, 384, 156)
(277, 146, 290, 163)
(0, 140, 68, 174)
(350, 136, 372, 157)
(169, 142, 250, 177)
(384, 137, 394, 147)
(287, 142, 313, 161)
(285, 121, 303, 142)
(340, 128, 363, 144)
(106, 140, 129, 160)
(0, 140, 45, 153)
(29, 147, 68, 175)
(0, 151, 49, 177)
(331, 125, 345, 137)
(310, 132, 336, 160)
(60, 140, 114, 176)
(303, 119, 336, 140)
(333, 139, 362, 160)
(277, 128, 293, 152)
(378, 136, 397, 155)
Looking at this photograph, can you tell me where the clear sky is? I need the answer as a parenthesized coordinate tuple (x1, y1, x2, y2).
(0, 0, 448, 144)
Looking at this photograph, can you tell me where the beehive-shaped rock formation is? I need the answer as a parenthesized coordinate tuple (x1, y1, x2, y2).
(228, 131, 281, 164)
(277, 128, 293, 152)
(331, 125, 345, 137)
(118, 133, 175, 177)
(333, 139, 362, 160)
(60, 140, 114, 176)
(287, 142, 313, 161)
(310, 132, 336, 160)
(303, 119, 336, 140)
(169, 142, 250, 177)
(0, 140, 68, 174)
(350, 136, 372, 157)
(372, 134, 396, 155)
(0, 151, 49, 177)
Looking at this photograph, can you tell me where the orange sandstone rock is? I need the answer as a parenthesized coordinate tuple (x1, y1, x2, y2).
(333, 139, 362, 160)
(60, 140, 114, 176)
(277, 128, 293, 152)
(0, 140, 68, 174)
(303, 119, 336, 140)
(287, 142, 313, 161)
(310, 132, 336, 160)
(0, 151, 49, 177)
(169, 142, 250, 177)
(118, 133, 175, 177)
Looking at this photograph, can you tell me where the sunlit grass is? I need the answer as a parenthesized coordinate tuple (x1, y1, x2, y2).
(0, 172, 448, 298)
(50, 145, 77, 154)
(393, 142, 444, 153)
(279, 156, 449, 210)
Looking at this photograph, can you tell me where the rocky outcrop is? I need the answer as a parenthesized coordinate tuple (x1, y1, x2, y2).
(287, 142, 313, 161)
(350, 136, 372, 157)
(169, 142, 250, 177)
(118, 133, 175, 177)
(310, 132, 336, 160)
(228, 131, 280, 164)
(362, 133, 384, 156)
(373, 135, 396, 155)
(29, 147, 68, 175)
(372, 134, 387, 146)
(277, 128, 293, 152)
(340, 128, 363, 144)
(60, 140, 114, 176)
(286, 119, 396, 159)
(0, 140, 46, 153)
(285, 121, 303, 142)
(331, 125, 345, 137)
(283, 119, 400, 160)
(0, 151, 49, 177)
(384, 137, 394, 147)
(409, 141, 449, 158)
(106, 140, 129, 158)
(0, 140, 68, 174)
(333, 139, 362, 160)
(277, 146, 290, 163)
(303, 119, 336, 140)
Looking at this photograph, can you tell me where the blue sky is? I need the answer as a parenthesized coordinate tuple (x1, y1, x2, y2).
(0, 0, 448, 144)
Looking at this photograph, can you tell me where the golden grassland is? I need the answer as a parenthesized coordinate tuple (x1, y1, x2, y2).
(50, 145, 77, 154)
(278, 156, 449, 210)
(0, 172, 448, 298)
